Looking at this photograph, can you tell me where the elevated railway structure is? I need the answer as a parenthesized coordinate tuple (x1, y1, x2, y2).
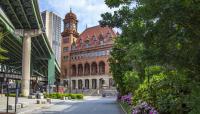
(0, 0, 60, 96)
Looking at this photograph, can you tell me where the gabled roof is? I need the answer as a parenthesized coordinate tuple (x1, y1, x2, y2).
(75, 25, 116, 49)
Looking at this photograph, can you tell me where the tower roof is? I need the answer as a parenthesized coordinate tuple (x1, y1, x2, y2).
(65, 9, 77, 20)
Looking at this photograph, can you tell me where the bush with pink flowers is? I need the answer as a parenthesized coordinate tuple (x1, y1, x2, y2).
(132, 101, 158, 114)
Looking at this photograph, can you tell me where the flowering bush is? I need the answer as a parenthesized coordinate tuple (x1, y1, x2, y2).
(121, 93, 132, 105)
(132, 101, 158, 114)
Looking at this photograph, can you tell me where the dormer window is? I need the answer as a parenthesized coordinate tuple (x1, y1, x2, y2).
(85, 40, 90, 48)
(80, 39, 83, 44)
(92, 35, 96, 41)
(107, 31, 112, 39)
(100, 40, 104, 45)
(99, 34, 104, 45)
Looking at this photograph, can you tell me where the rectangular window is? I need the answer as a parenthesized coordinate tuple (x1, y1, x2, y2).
(63, 47, 68, 52)
(63, 37, 69, 43)
(63, 56, 68, 61)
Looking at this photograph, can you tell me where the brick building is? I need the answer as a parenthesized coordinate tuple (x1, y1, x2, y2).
(61, 10, 116, 92)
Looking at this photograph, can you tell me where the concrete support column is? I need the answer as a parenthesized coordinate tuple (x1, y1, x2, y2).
(104, 78, 109, 87)
(69, 79, 72, 93)
(76, 80, 78, 89)
(21, 35, 31, 97)
(97, 64, 99, 75)
(48, 54, 55, 87)
(18, 29, 44, 96)
(89, 79, 92, 89)
(97, 79, 99, 89)
(82, 79, 85, 88)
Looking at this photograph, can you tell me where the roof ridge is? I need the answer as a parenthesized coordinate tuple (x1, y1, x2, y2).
(80, 25, 111, 36)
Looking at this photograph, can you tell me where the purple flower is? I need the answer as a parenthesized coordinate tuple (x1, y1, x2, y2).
(120, 93, 132, 105)
(132, 101, 159, 114)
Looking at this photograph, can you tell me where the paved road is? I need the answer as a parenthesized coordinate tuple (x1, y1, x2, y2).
(31, 96, 124, 114)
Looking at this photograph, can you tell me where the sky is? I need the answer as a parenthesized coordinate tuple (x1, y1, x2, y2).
(38, 0, 118, 33)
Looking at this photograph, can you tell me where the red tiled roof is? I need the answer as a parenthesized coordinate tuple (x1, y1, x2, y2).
(75, 25, 116, 49)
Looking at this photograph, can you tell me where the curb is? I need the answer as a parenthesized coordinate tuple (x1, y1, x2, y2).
(118, 102, 127, 114)
(17, 101, 65, 114)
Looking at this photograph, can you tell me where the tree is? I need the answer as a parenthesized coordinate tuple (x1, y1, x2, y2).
(100, 0, 200, 113)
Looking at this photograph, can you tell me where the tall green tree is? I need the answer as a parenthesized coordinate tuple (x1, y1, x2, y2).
(100, 0, 200, 113)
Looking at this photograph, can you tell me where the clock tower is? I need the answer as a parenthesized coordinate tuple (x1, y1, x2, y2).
(62, 9, 79, 41)
(61, 9, 79, 79)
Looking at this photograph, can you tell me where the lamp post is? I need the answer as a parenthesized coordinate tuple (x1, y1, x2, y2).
(6, 78, 9, 113)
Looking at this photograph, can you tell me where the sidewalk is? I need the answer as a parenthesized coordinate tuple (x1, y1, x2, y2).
(0, 96, 65, 114)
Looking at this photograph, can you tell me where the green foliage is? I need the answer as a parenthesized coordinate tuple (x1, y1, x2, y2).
(5, 93, 25, 97)
(187, 84, 200, 114)
(100, 0, 200, 113)
(44, 93, 84, 100)
(75, 94, 84, 99)
(123, 71, 140, 94)
(133, 70, 189, 113)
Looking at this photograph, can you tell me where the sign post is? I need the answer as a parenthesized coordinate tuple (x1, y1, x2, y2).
(15, 81, 19, 113)
(6, 79, 9, 113)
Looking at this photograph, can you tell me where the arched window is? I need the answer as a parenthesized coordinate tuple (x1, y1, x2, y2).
(84, 63, 90, 76)
(78, 80, 82, 89)
(93, 35, 96, 41)
(99, 61, 105, 75)
(72, 80, 76, 89)
(71, 64, 76, 76)
(78, 64, 83, 76)
(85, 40, 90, 48)
(85, 79, 89, 89)
(91, 62, 97, 75)
(92, 79, 97, 89)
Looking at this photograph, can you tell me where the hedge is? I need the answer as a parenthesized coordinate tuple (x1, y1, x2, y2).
(5, 93, 25, 97)
(44, 93, 83, 99)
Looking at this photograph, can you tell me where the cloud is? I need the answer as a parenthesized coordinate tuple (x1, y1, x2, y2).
(39, 0, 118, 33)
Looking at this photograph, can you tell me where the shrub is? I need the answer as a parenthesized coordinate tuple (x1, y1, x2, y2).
(133, 70, 189, 113)
(44, 93, 83, 99)
(76, 94, 83, 99)
(132, 101, 158, 114)
(5, 93, 24, 97)
(70, 94, 76, 99)
(123, 71, 141, 94)
(63, 94, 69, 97)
